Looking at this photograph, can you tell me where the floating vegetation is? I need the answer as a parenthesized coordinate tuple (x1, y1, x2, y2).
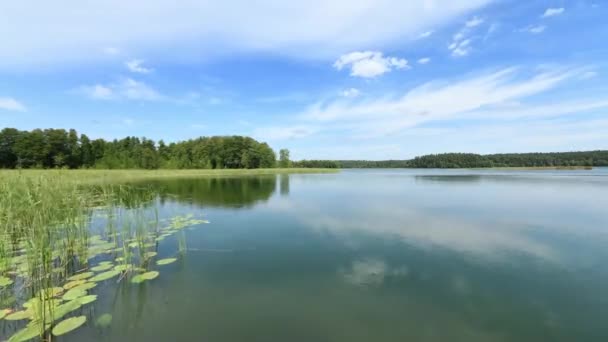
(0, 276, 13, 287)
(89, 270, 121, 282)
(7, 322, 49, 342)
(131, 271, 160, 284)
(91, 263, 114, 272)
(1, 308, 11, 319)
(157, 258, 177, 266)
(78, 295, 98, 305)
(52, 316, 87, 336)
(5, 310, 31, 321)
(63, 288, 87, 301)
(95, 313, 113, 328)
(0, 171, 209, 341)
(67, 272, 94, 281)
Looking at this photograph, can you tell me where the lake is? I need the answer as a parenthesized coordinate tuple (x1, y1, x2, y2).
(3, 168, 608, 341)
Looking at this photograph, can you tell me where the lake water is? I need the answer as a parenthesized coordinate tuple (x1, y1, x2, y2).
(5, 169, 608, 341)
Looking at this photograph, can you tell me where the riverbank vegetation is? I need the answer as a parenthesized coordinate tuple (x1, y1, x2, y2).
(297, 151, 608, 169)
(0, 128, 277, 169)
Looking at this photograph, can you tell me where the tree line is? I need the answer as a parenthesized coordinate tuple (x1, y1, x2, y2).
(0, 127, 285, 169)
(295, 151, 608, 168)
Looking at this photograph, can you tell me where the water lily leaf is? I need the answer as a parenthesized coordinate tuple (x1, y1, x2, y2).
(52, 315, 87, 336)
(5, 310, 32, 321)
(91, 264, 113, 272)
(128, 242, 138, 248)
(63, 280, 86, 290)
(78, 295, 97, 305)
(89, 270, 120, 282)
(39, 287, 64, 299)
(115, 257, 125, 262)
(1, 308, 11, 319)
(0, 276, 13, 287)
(131, 271, 159, 284)
(98, 261, 113, 266)
(53, 300, 82, 320)
(114, 264, 132, 272)
(71, 282, 96, 292)
(67, 272, 94, 281)
(63, 288, 87, 301)
(156, 258, 177, 266)
(144, 251, 157, 258)
(95, 313, 113, 328)
(8, 322, 49, 342)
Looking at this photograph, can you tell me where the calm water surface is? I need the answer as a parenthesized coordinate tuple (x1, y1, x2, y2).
(11, 169, 608, 341)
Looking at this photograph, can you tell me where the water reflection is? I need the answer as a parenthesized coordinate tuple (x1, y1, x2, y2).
(130, 175, 285, 208)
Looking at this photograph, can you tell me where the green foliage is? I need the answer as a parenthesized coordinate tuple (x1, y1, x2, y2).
(0, 128, 277, 170)
(301, 151, 608, 168)
(279, 148, 291, 168)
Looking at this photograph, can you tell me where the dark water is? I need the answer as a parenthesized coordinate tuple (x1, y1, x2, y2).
(18, 169, 608, 341)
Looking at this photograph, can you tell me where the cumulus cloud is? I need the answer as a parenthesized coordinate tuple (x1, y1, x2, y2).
(542, 7, 565, 18)
(78, 78, 163, 101)
(465, 16, 484, 27)
(417, 57, 431, 64)
(334, 51, 409, 78)
(0, 97, 26, 111)
(125, 59, 152, 73)
(0, 0, 491, 68)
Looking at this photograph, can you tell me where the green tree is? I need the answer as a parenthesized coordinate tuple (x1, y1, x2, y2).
(279, 149, 291, 168)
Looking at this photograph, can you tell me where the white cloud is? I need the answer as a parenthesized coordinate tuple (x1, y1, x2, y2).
(542, 7, 565, 18)
(122, 118, 134, 125)
(416, 30, 434, 39)
(125, 59, 152, 73)
(253, 125, 319, 141)
(334, 51, 409, 78)
(340, 88, 361, 98)
(300, 67, 598, 137)
(521, 25, 546, 34)
(465, 16, 484, 27)
(417, 57, 431, 64)
(0, 0, 491, 68)
(78, 78, 163, 101)
(449, 16, 485, 57)
(0, 97, 26, 111)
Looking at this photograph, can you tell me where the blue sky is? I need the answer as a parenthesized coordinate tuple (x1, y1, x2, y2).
(1, 0, 607, 160)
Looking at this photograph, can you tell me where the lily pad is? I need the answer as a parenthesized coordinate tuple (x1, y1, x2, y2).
(52, 315, 87, 336)
(0, 276, 13, 287)
(63, 288, 87, 301)
(78, 295, 97, 305)
(63, 280, 86, 290)
(144, 251, 157, 258)
(71, 282, 97, 292)
(5, 310, 32, 321)
(89, 270, 120, 282)
(8, 322, 49, 342)
(95, 313, 112, 328)
(39, 287, 64, 299)
(91, 263, 113, 272)
(1, 308, 11, 319)
(67, 272, 94, 281)
(156, 258, 177, 266)
(131, 271, 159, 284)
(114, 264, 132, 272)
(53, 300, 82, 320)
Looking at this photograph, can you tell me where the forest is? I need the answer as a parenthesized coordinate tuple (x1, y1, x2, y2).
(297, 151, 608, 168)
(0, 127, 278, 169)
